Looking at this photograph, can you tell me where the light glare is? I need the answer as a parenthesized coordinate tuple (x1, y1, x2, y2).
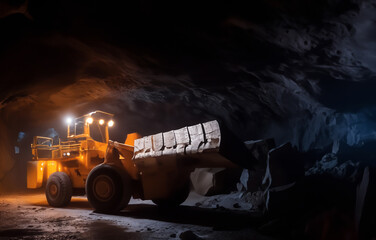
(99, 119, 105, 125)
(108, 120, 114, 127)
(66, 117, 72, 125)
(86, 117, 93, 124)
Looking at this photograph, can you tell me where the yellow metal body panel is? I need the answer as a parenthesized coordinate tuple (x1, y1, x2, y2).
(109, 141, 139, 180)
(27, 111, 119, 190)
(124, 132, 142, 146)
(27, 161, 40, 188)
(27, 160, 58, 189)
(135, 156, 191, 199)
(28, 137, 108, 189)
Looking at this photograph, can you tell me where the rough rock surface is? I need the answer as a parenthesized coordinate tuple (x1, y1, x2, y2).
(238, 139, 276, 192)
(305, 153, 359, 180)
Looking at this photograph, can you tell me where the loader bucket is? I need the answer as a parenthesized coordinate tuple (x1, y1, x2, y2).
(133, 120, 254, 170)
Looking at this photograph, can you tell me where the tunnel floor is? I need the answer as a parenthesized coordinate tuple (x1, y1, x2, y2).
(0, 192, 276, 240)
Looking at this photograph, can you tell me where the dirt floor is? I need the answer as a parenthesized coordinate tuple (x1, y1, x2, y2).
(0, 191, 276, 240)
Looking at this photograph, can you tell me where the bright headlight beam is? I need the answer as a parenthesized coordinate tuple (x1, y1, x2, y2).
(66, 117, 73, 125)
(86, 117, 93, 124)
(99, 119, 105, 125)
(108, 120, 114, 127)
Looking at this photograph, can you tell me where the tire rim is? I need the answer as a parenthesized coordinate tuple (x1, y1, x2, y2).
(49, 183, 58, 197)
(93, 175, 115, 202)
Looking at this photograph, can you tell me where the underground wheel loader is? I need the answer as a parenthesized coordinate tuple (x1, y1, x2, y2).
(27, 110, 251, 212)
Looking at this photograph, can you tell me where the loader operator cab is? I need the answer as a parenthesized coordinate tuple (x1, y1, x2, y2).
(28, 110, 117, 197)
(31, 111, 115, 161)
(66, 111, 114, 143)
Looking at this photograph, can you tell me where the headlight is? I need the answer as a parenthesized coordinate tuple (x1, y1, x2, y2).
(99, 119, 105, 125)
(66, 117, 73, 124)
(86, 117, 93, 124)
(108, 120, 114, 127)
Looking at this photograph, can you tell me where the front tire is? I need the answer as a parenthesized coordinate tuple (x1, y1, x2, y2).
(152, 182, 190, 208)
(46, 172, 73, 207)
(86, 164, 132, 213)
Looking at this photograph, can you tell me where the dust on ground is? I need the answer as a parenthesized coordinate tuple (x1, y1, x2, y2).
(0, 192, 276, 240)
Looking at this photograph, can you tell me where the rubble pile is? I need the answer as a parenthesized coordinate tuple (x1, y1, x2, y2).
(305, 153, 359, 180)
(192, 139, 376, 238)
(192, 138, 304, 212)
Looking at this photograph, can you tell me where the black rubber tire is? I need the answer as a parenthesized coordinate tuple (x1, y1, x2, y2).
(152, 182, 190, 208)
(86, 164, 132, 213)
(45, 172, 73, 207)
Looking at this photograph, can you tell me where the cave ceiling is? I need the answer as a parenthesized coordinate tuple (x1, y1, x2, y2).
(0, 0, 376, 151)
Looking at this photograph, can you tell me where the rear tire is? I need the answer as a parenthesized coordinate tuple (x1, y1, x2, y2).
(152, 182, 190, 208)
(46, 172, 73, 207)
(86, 164, 132, 213)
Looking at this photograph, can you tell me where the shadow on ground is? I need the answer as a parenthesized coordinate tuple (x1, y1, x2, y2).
(32, 197, 93, 210)
(25, 193, 263, 231)
(116, 204, 263, 230)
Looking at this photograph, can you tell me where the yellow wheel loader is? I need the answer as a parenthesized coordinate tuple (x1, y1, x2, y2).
(27, 110, 250, 212)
